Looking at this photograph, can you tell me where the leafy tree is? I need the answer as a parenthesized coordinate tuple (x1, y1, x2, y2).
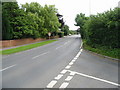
(75, 13, 88, 39)
(61, 25, 69, 36)
(2, 1, 61, 40)
(2, 1, 19, 39)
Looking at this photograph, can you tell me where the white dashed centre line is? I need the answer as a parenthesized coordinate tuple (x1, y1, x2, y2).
(46, 80, 57, 88)
(59, 82, 69, 88)
(32, 52, 49, 59)
(0, 64, 16, 72)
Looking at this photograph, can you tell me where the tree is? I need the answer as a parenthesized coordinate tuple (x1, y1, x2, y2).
(75, 8, 120, 48)
(61, 25, 69, 36)
(75, 13, 88, 39)
(2, 1, 19, 40)
(2, 1, 61, 40)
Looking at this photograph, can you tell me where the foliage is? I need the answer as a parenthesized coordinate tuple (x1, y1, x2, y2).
(69, 30, 77, 35)
(61, 25, 70, 36)
(58, 31, 64, 38)
(75, 13, 88, 39)
(2, 2, 19, 40)
(2, 2, 61, 40)
(75, 8, 120, 49)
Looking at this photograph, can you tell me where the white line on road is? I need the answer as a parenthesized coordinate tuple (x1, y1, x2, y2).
(65, 76, 73, 81)
(56, 41, 70, 50)
(55, 46, 63, 50)
(69, 62, 74, 65)
(64, 41, 70, 45)
(73, 57, 78, 60)
(71, 60, 76, 62)
(70, 72, 76, 76)
(46, 80, 57, 88)
(54, 74, 63, 80)
(46, 47, 83, 88)
(59, 82, 69, 88)
(0, 64, 16, 72)
(74, 49, 83, 59)
(65, 65, 71, 69)
(68, 70, 120, 86)
(60, 69, 68, 74)
(32, 52, 49, 59)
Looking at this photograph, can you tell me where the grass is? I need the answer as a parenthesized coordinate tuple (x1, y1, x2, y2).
(83, 40, 120, 59)
(0, 40, 57, 55)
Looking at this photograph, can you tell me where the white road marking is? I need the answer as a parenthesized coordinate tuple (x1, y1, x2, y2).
(59, 82, 69, 88)
(69, 62, 74, 65)
(75, 54, 80, 58)
(75, 49, 83, 59)
(71, 59, 76, 62)
(64, 41, 70, 45)
(65, 65, 71, 69)
(60, 70, 67, 74)
(32, 52, 49, 59)
(73, 57, 78, 60)
(56, 46, 62, 50)
(46, 80, 57, 88)
(0, 64, 16, 72)
(54, 74, 63, 80)
(80, 49, 83, 52)
(56, 41, 70, 50)
(46, 48, 83, 88)
(70, 72, 76, 76)
(68, 70, 120, 86)
(65, 76, 73, 81)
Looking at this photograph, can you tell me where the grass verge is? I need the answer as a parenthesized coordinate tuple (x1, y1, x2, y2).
(83, 41, 120, 59)
(0, 40, 57, 55)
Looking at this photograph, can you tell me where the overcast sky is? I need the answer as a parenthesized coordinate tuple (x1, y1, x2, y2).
(17, 0, 119, 30)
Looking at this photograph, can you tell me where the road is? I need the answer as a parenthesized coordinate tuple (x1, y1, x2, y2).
(2, 35, 119, 88)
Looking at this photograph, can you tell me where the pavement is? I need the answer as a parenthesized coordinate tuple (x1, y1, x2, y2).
(1, 35, 119, 88)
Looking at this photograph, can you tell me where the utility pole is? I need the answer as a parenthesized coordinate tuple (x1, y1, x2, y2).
(118, 1, 120, 8)
(89, 0, 91, 16)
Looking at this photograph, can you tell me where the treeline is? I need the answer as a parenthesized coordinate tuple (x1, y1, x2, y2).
(2, 1, 70, 40)
(75, 8, 120, 49)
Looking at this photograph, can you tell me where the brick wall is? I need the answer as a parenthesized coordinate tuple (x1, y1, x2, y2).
(0, 38, 47, 48)
(0, 36, 59, 48)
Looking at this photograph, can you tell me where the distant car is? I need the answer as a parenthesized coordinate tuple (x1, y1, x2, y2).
(69, 34, 71, 36)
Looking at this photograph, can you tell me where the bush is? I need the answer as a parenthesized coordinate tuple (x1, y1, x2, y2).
(58, 31, 64, 38)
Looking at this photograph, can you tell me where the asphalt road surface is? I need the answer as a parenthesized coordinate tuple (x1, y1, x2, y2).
(2, 35, 119, 88)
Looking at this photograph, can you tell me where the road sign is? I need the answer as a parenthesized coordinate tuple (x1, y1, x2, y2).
(48, 32, 51, 37)
(48, 32, 51, 39)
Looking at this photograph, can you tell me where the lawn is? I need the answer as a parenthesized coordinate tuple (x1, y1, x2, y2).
(0, 40, 57, 55)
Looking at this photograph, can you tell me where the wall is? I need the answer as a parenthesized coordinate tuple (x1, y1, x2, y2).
(0, 36, 59, 48)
